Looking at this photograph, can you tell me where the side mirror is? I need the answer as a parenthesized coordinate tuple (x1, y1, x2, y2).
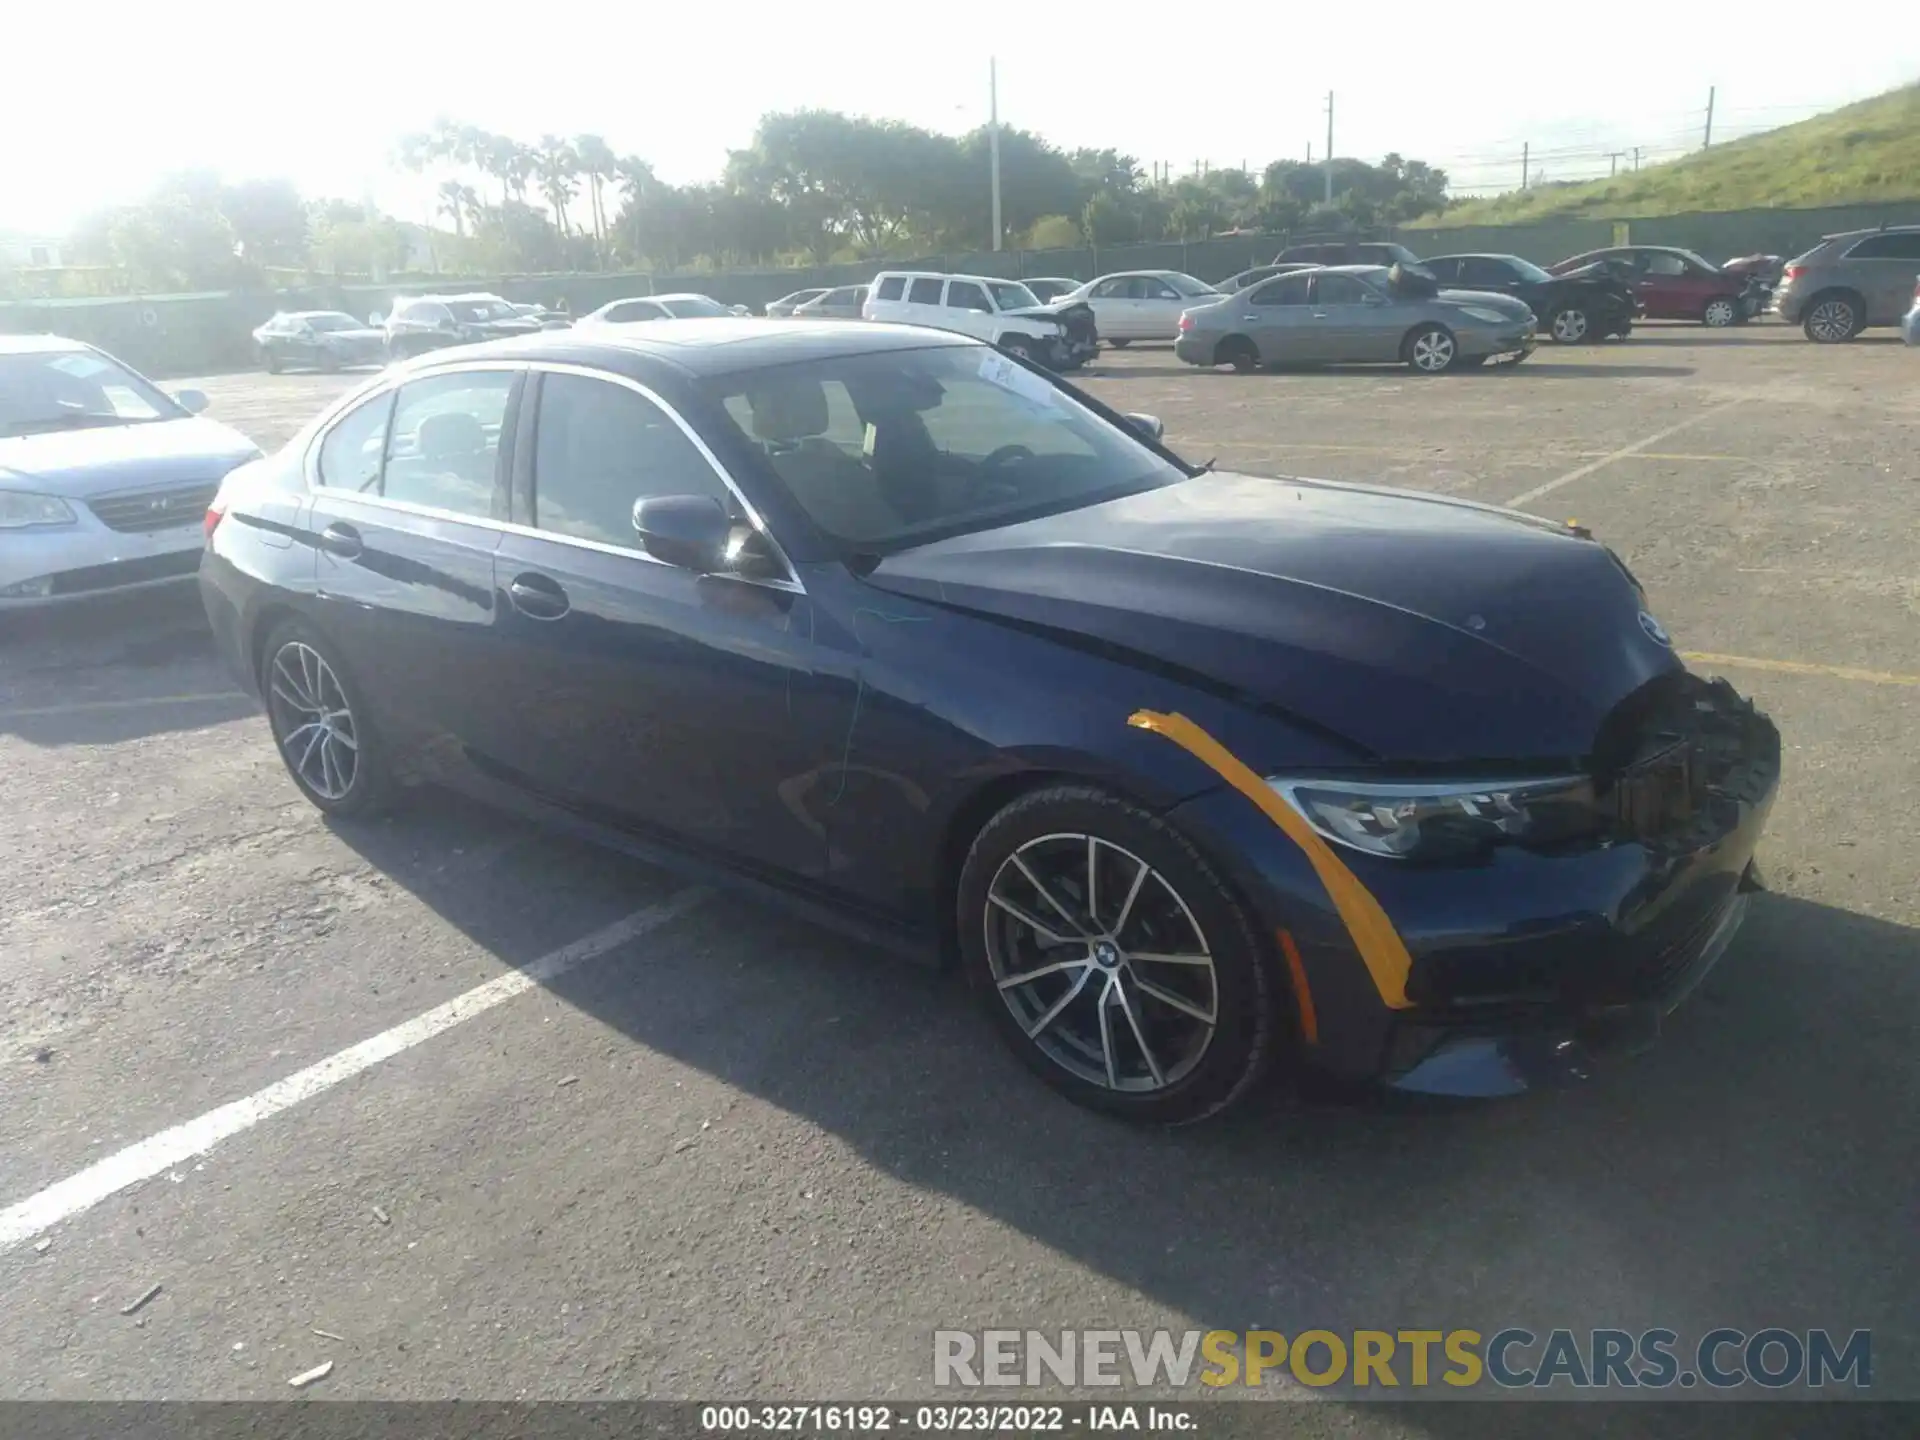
(1123, 412, 1164, 442)
(174, 388, 209, 415)
(633, 494, 731, 572)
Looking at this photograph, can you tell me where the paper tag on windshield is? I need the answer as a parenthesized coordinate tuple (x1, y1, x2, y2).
(978, 351, 1062, 411)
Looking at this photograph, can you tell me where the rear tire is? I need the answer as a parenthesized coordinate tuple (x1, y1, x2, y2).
(1107, 338, 1132, 349)
(1802, 293, 1862, 343)
(1403, 323, 1459, 373)
(1214, 335, 1259, 373)
(956, 784, 1279, 1125)
(262, 347, 282, 374)
(259, 619, 395, 819)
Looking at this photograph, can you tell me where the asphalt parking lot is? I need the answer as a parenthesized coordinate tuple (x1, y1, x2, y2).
(3, 325, 1916, 1424)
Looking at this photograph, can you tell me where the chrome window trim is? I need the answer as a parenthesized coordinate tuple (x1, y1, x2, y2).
(302, 357, 805, 595)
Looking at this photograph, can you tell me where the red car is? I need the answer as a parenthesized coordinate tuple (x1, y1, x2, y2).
(1549, 246, 1758, 327)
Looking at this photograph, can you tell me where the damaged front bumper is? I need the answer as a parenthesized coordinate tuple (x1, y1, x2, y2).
(1165, 673, 1782, 1097)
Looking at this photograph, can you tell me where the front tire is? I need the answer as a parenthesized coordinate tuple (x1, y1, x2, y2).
(1404, 323, 1459, 373)
(1802, 293, 1862, 343)
(260, 620, 394, 818)
(1702, 296, 1739, 327)
(1547, 306, 1590, 343)
(957, 785, 1278, 1125)
(262, 347, 282, 374)
(1000, 336, 1035, 365)
(1107, 337, 1132, 349)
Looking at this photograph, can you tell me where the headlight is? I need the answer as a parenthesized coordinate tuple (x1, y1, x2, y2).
(1271, 774, 1599, 861)
(0, 492, 78, 528)
(1457, 305, 1514, 325)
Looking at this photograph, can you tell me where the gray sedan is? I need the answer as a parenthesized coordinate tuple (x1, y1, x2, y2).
(1174, 265, 1536, 374)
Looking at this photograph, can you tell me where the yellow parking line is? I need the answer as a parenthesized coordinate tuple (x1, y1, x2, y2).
(0, 691, 245, 721)
(1682, 653, 1920, 687)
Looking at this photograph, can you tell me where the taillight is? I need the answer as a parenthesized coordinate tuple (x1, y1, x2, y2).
(203, 495, 228, 543)
(1178, 312, 1194, 332)
(1912, 278, 1920, 301)
(1783, 265, 1806, 280)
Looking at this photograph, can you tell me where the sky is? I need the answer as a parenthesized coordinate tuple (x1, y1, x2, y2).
(5, 0, 1918, 237)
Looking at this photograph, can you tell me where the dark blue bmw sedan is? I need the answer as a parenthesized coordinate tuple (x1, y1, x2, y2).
(199, 320, 1779, 1123)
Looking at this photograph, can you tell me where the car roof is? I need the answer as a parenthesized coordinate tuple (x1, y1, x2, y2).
(412, 317, 975, 379)
(1823, 224, 1920, 239)
(0, 332, 91, 355)
(1026, 276, 1077, 284)
(288, 309, 357, 319)
(400, 292, 507, 304)
(1424, 253, 1525, 262)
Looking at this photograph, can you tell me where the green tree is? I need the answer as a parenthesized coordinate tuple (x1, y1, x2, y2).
(535, 136, 579, 235)
(574, 134, 619, 262)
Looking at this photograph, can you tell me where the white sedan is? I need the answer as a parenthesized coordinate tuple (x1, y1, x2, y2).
(1059, 270, 1221, 344)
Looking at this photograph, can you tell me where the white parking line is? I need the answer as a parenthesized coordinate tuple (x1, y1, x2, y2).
(0, 887, 708, 1251)
(1505, 399, 1747, 509)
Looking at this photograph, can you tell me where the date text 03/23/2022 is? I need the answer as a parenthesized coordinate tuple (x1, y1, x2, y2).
(701, 1405, 1193, 1432)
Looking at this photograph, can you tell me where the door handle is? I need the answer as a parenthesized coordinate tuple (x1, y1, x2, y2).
(1241, 314, 1260, 322)
(1310, 311, 1331, 318)
(317, 522, 362, 559)
(508, 573, 570, 621)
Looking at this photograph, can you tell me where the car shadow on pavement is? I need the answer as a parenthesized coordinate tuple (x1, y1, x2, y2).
(335, 797, 1918, 1418)
(0, 587, 253, 746)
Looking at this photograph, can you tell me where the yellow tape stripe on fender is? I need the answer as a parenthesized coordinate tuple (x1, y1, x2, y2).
(1128, 710, 1414, 1010)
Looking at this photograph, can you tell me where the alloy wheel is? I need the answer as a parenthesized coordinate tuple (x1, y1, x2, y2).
(1551, 308, 1589, 342)
(984, 833, 1218, 1093)
(1807, 300, 1855, 342)
(267, 641, 359, 801)
(1411, 329, 1455, 372)
(1703, 298, 1737, 327)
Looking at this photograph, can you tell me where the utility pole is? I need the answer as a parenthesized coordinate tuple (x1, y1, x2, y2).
(1606, 150, 1625, 177)
(1633, 146, 1643, 171)
(1703, 85, 1716, 148)
(989, 57, 1002, 251)
(1521, 142, 1529, 189)
(1323, 91, 1334, 204)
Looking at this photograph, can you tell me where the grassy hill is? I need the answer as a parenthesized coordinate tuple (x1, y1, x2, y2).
(1416, 83, 1920, 226)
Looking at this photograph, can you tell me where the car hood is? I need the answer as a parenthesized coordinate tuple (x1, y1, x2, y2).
(0, 416, 262, 498)
(1437, 288, 1534, 318)
(861, 473, 1680, 763)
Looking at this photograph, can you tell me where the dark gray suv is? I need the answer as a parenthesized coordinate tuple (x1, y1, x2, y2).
(1772, 226, 1920, 342)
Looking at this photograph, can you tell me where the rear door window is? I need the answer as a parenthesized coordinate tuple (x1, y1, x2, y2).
(380, 371, 514, 517)
(907, 277, 944, 305)
(874, 276, 906, 301)
(1248, 275, 1312, 306)
(1845, 232, 1920, 260)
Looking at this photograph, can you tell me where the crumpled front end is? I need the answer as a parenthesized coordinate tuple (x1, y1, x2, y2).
(1165, 672, 1782, 1096)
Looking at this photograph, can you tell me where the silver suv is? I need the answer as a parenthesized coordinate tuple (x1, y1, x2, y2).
(1772, 226, 1920, 342)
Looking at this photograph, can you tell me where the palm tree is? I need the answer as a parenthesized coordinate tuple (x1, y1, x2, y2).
(574, 134, 618, 263)
(535, 135, 579, 236)
(436, 180, 480, 238)
(612, 155, 659, 263)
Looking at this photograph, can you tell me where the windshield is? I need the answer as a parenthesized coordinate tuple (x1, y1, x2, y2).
(989, 281, 1040, 310)
(661, 296, 730, 318)
(707, 344, 1184, 552)
(1501, 256, 1555, 284)
(306, 313, 364, 332)
(0, 349, 178, 438)
(1165, 273, 1218, 298)
(1675, 249, 1720, 273)
(445, 299, 516, 322)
